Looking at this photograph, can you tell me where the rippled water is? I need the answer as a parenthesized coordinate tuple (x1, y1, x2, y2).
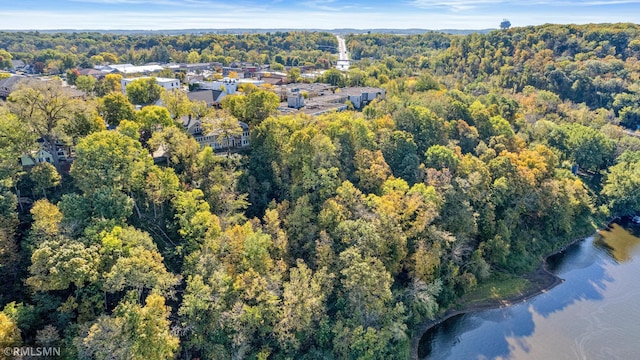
(420, 224, 640, 360)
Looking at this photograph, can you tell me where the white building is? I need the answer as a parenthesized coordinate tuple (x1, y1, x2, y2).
(287, 92, 305, 109)
(121, 77, 181, 94)
(105, 63, 165, 75)
(193, 77, 238, 95)
(340, 87, 386, 109)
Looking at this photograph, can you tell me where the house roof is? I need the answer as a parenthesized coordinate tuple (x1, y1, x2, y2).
(78, 68, 107, 77)
(261, 77, 283, 86)
(188, 89, 224, 106)
(11, 60, 25, 69)
(0, 75, 26, 91)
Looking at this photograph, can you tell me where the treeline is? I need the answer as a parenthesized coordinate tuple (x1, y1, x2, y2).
(1, 23, 640, 359)
(345, 23, 640, 125)
(0, 31, 338, 73)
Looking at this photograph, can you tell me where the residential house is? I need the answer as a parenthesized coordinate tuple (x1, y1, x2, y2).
(20, 149, 54, 167)
(0, 75, 25, 99)
(78, 68, 108, 79)
(187, 89, 225, 107)
(184, 117, 250, 152)
(11, 60, 26, 72)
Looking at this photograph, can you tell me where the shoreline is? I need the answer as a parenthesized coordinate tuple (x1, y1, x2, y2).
(409, 233, 592, 360)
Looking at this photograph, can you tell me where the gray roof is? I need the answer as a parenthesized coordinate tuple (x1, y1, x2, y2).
(188, 89, 224, 106)
(339, 87, 386, 96)
(11, 60, 25, 68)
(0, 75, 26, 93)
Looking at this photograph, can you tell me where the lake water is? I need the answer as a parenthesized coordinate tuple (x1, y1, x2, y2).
(419, 223, 640, 360)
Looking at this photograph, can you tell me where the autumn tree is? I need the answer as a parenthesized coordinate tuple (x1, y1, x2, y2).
(8, 79, 80, 171)
(203, 110, 243, 155)
(160, 89, 192, 122)
(125, 78, 163, 105)
(98, 92, 135, 127)
(29, 162, 61, 199)
(78, 293, 179, 360)
(70, 130, 151, 195)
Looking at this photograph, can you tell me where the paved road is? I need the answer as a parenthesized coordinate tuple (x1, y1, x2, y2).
(336, 35, 350, 71)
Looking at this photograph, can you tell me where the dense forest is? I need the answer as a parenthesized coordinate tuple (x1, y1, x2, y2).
(2, 23, 640, 359)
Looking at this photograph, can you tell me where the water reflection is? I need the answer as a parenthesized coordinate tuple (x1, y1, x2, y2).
(595, 223, 640, 263)
(421, 225, 640, 360)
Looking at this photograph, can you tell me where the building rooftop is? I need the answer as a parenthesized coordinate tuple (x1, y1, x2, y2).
(106, 64, 165, 74)
(122, 76, 178, 83)
(339, 87, 386, 96)
(0, 74, 26, 90)
(299, 102, 348, 116)
(283, 82, 335, 94)
(187, 89, 224, 106)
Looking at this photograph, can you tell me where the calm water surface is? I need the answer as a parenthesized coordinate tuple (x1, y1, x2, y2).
(420, 224, 640, 360)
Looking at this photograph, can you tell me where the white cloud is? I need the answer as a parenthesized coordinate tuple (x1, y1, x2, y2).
(409, 0, 640, 11)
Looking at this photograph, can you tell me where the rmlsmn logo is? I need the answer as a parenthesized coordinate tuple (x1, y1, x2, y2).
(3, 347, 61, 357)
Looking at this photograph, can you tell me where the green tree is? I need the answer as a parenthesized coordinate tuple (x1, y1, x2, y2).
(78, 293, 179, 360)
(339, 247, 394, 327)
(564, 123, 615, 172)
(125, 78, 163, 105)
(73, 225, 180, 307)
(27, 238, 100, 291)
(0, 109, 37, 185)
(64, 109, 106, 145)
(275, 260, 333, 353)
(148, 126, 199, 173)
(424, 145, 460, 171)
(245, 89, 280, 126)
(415, 72, 441, 91)
(204, 110, 243, 155)
(287, 67, 301, 83)
(29, 162, 61, 199)
(135, 105, 173, 142)
(66, 69, 79, 86)
(8, 79, 80, 171)
(76, 75, 96, 95)
(98, 92, 135, 127)
(0, 49, 12, 70)
(186, 51, 201, 64)
(160, 89, 191, 122)
(70, 131, 150, 194)
(602, 154, 640, 216)
(354, 149, 392, 194)
(322, 68, 345, 87)
(95, 73, 122, 97)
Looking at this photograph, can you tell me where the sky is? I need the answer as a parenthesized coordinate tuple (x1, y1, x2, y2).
(2, 0, 640, 30)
